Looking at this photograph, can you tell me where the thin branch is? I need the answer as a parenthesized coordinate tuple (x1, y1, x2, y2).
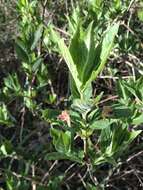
(127, 150, 143, 163)
(20, 107, 26, 143)
(32, 164, 36, 190)
(98, 95, 118, 105)
(41, 160, 58, 183)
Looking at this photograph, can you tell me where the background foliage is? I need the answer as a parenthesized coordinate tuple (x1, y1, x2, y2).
(0, 0, 143, 189)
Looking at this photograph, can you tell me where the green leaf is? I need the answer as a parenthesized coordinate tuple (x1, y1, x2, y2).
(66, 7, 80, 34)
(69, 74, 81, 99)
(110, 125, 128, 153)
(90, 119, 115, 130)
(4, 74, 21, 95)
(80, 22, 96, 83)
(85, 23, 119, 88)
(45, 152, 69, 160)
(59, 39, 82, 94)
(114, 0, 122, 10)
(69, 22, 95, 97)
(138, 7, 143, 22)
(88, 0, 103, 18)
(0, 104, 14, 126)
(99, 126, 112, 152)
(31, 24, 43, 50)
(41, 109, 60, 122)
(113, 105, 132, 119)
(50, 27, 82, 95)
(117, 80, 129, 100)
(123, 82, 139, 100)
(61, 131, 71, 153)
(32, 57, 43, 73)
(133, 113, 143, 125)
(109, 125, 141, 155)
(0, 141, 13, 156)
(15, 38, 29, 62)
(50, 128, 71, 154)
(45, 151, 83, 163)
(69, 23, 86, 79)
(71, 98, 93, 115)
(51, 22, 118, 99)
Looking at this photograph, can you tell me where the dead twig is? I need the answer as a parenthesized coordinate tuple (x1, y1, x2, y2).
(41, 160, 58, 183)
(127, 150, 143, 163)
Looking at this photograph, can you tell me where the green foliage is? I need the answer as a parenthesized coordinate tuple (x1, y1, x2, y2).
(0, 0, 143, 189)
(50, 128, 71, 154)
(137, 2, 143, 22)
(0, 104, 14, 126)
(51, 22, 119, 99)
(3, 74, 22, 96)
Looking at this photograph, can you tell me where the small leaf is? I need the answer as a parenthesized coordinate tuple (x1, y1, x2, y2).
(85, 23, 119, 88)
(15, 39, 29, 62)
(50, 128, 71, 154)
(113, 106, 132, 119)
(45, 151, 83, 163)
(117, 80, 129, 100)
(99, 126, 112, 152)
(4, 74, 21, 95)
(0, 141, 13, 156)
(133, 113, 143, 125)
(31, 24, 43, 50)
(90, 119, 115, 130)
(41, 109, 60, 122)
(45, 152, 69, 160)
(58, 38, 82, 95)
(32, 57, 43, 73)
(0, 104, 14, 126)
(138, 7, 143, 22)
(50, 26, 82, 96)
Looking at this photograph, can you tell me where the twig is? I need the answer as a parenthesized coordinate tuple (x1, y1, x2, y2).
(98, 95, 118, 105)
(98, 76, 134, 79)
(78, 173, 87, 189)
(125, 61, 136, 81)
(121, 21, 142, 45)
(87, 164, 99, 186)
(32, 164, 36, 190)
(54, 26, 70, 36)
(65, 172, 76, 182)
(127, 0, 136, 11)
(130, 165, 143, 187)
(20, 107, 26, 143)
(83, 137, 88, 160)
(0, 167, 46, 187)
(41, 160, 58, 183)
(127, 150, 143, 163)
(65, 163, 76, 174)
(109, 169, 135, 182)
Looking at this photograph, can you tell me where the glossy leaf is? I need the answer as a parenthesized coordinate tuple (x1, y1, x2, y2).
(89, 119, 115, 130)
(32, 57, 43, 73)
(15, 38, 29, 63)
(50, 27, 82, 95)
(31, 24, 43, 50)
(84, 23, 119, 89)
(45, 151, 83, 163)
(50, 128, 71, 154)
(0, 104, 14, 126)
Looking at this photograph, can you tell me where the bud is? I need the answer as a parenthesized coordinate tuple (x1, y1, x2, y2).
(58, 110, 71, 127)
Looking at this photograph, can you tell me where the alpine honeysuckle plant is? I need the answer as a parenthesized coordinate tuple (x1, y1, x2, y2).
(44, 17, 143, 176)
(51, 21, 119, 100)
(0, 0, 143, 189)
